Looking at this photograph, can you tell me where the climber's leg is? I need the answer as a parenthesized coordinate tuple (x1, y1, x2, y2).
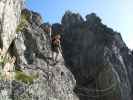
(52, 51, 56, 62)
(52, 51, 54, 60)
(55, 52, 59, 62)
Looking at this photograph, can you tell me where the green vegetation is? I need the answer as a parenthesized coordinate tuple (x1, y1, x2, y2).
(0, 54, 4, 66)
(15, 70, 38, 85)
(0, 53, 6, 79)
(16, 12, 30, 32)
(0, 53, 8, 79)
(0, 49, 38, 84)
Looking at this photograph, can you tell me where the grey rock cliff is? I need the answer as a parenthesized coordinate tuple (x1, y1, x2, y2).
(12, 9, 78, 100)
(0, 0, 24, 99)
(0, 2, 133, 100)
(62, 12, 133, 100)
(0, 0, 24, 52)
(0, 5, 78, 99)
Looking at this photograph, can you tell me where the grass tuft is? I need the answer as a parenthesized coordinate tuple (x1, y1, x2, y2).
(15, 70, 38, 85)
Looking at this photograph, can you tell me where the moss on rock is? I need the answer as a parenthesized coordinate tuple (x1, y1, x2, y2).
(15, 70, 37, 85)
(16, 10, 30, 32)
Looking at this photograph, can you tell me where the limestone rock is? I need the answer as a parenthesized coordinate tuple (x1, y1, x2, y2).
(62, 11, 133, 100)
(0, 2, 133, 100)
(12, 9, 78, 100)
(0, 0, 24, 53)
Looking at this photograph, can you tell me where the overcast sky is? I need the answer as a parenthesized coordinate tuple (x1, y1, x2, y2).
(26, 0, 133, 49)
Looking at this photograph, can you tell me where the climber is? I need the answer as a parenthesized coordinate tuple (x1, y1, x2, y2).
(51, 23, 64, 63)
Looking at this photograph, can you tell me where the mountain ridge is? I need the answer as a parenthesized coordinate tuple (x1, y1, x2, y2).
(0, 1, 133, 99)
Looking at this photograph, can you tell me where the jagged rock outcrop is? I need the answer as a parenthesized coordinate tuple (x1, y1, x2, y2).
(0, 4, 78, 99)
(62, 12, 133, 100)
(0, 0, 24, 99)
(11, 9, 78, 100)
(0, 0, 24, 53)
(1, 2, 133, 100)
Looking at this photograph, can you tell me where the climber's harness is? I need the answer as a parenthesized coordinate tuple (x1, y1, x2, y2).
(45, 26, 63, 64)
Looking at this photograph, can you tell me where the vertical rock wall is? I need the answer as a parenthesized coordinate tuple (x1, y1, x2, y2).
(0, 0, 24, 52)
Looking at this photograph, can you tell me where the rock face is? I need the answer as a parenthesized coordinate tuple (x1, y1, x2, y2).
(12, 9, 78, 100)
(0, 0, 24, 53)
(0, 3, 133, 100)
(0, 0, 24, 99)
(62, 11, 133, 100)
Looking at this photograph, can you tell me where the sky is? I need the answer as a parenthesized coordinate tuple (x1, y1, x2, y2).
(26, 0, 133, 50)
